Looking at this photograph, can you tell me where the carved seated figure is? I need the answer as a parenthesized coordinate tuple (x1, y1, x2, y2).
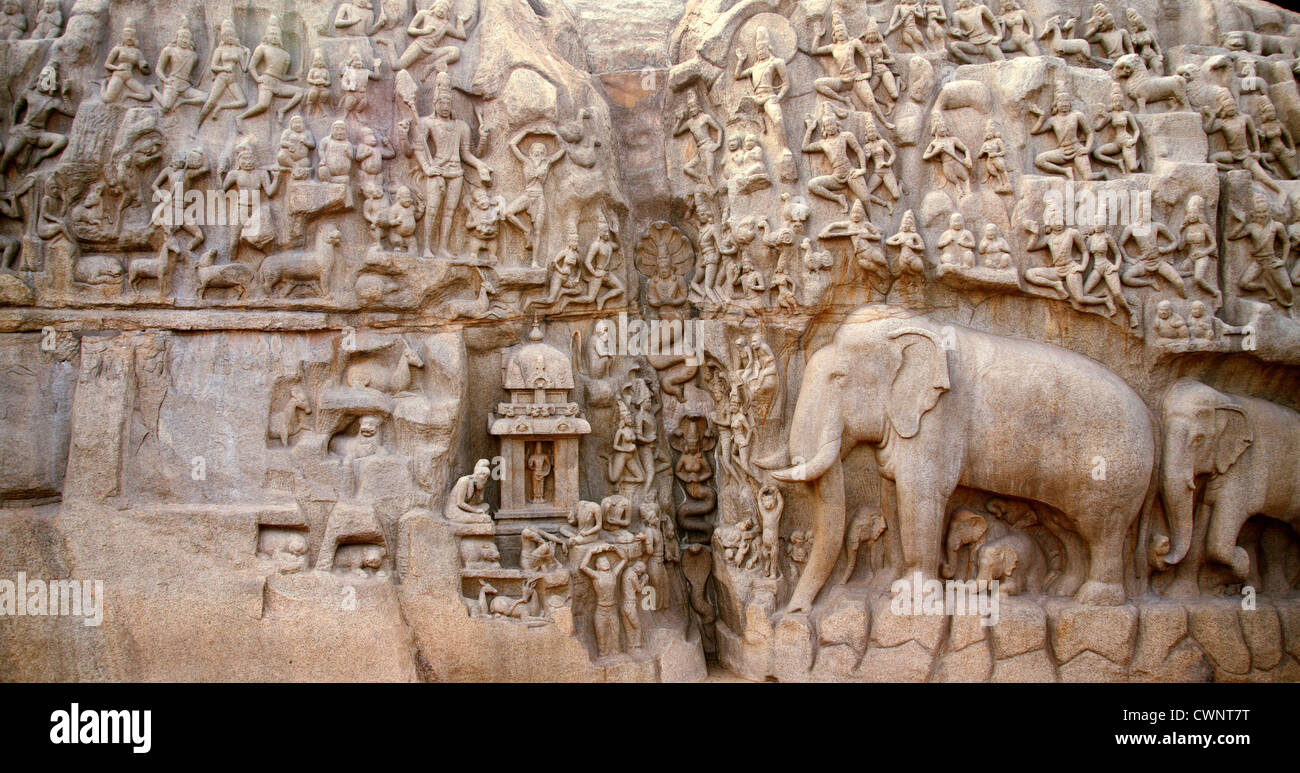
(444, 458, 493, 523)
(937, 213, 976, 269)
(561, 500, 603, 546)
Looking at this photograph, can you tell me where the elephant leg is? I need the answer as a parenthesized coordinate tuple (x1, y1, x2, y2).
(1075, 507, 1128, 605)
(1205, 500, 1251, 580)
(784, 462, 844, 613)
(895, 481, 950, 580)
(1163, 498, 1212, 598)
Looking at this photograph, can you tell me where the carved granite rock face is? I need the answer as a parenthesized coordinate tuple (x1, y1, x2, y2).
(1, 0, 1299, 683)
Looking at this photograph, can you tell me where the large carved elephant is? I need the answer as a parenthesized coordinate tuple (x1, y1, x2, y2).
(1154, 380, 1300, 586)
(762, 305, 1156, 612)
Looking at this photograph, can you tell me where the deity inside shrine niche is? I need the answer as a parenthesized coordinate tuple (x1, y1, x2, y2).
(526, 442, 552, 504)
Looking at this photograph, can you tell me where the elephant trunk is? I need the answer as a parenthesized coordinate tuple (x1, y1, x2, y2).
(1157, 452, 1196, 569)
(785, 460, 845, 613)
(768, 350, 843, 483)
(941, 534, 962, 580)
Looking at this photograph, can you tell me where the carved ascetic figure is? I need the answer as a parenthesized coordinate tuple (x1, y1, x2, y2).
(1, 64, 74, 175)
(620, 560, 648, 650)
(445, 459, 493, 523)
(153, 25, 207, 113)
(734, 26, 791, 157)
(923, 115, 972, 197)
(240, 19, 305, 122)
(397, 0, 469, 73)
(198, 20, 251, 126)
(520, 527, 564, 572)
(1031, 86, 1096, 181)
(1180, 195, 1219, 297)
(505, 129, 565, 266)
(1226, 192, 1292, 307)
(761, 305, 1156, 612)
(945, 0, 1004, 64)
(102, 23, 152, 104)
(404, 73, 493, 257)
(1153, 381, 1300, 593)
(1092, 84, 1141, 175)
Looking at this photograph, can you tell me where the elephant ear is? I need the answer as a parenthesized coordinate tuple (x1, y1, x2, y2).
(885, 328, 950, 439)
(1213, 403, 1252, 474)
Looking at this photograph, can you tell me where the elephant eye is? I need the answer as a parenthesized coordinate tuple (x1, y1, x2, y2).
(1190, 434, 1204, 447)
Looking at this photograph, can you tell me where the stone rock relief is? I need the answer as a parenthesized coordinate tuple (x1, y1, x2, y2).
(1, 0, 1299, 682)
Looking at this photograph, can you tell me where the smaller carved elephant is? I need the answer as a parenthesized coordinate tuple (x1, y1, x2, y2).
(841, 505, 887, 582)
(943, 505, 1048, 595)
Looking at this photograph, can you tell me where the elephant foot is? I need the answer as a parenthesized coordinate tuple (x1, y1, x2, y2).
(1074, 580, 1125, 606)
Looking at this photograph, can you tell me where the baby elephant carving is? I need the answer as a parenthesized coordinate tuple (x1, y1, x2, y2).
(841, 505, 887, 582)
(943, 505, 1048, 595)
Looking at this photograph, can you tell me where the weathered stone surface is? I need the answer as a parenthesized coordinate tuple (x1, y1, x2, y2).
(1189, 603, 1252, 675)
(1048, 602, 1138, 666)
(2, 0, 1300, 684)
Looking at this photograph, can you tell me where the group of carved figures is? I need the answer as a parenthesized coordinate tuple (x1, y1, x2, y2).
(445, 455, 677, 658)
(0, 3, 629, 323)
